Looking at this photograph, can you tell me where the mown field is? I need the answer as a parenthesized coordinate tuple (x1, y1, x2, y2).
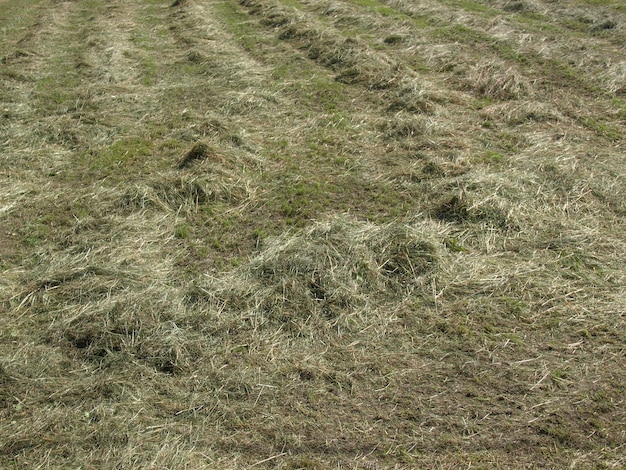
(1, 0, 625, 468)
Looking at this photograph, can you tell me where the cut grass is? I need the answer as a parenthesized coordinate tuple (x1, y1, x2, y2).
(1, 0, 625, 468)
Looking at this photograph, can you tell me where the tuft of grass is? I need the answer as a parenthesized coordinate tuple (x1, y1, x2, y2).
(174, 222, 190, 239)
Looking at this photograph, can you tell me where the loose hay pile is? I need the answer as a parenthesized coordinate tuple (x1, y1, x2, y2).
(194, 216, 445, 335)
(177, 141, 217, 168)
(119, 171, 252, 214)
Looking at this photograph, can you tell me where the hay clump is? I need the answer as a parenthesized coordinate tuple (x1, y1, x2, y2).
(177, 141, 218, 168)
(378, 112, 431, 140)
(385, 79, 437, 114)
(467, 59, 532, 100)
(46, 297, 201, 375)
(195, 216, 444, 335)
(118, 171, 253, 214)
(430, 188, 518, 231)
(503, 1, 537, 13)
(426, 169, 561, 233)
(479, 100, 563, 126)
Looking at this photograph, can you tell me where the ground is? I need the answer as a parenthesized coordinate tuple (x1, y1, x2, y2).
(0, 0, 625, 468)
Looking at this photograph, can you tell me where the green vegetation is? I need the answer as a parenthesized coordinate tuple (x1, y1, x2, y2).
(0, 0, 624, 468)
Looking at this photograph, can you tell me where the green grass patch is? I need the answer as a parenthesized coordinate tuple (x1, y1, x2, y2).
(175, 222, 191, 239)
(140, 56, 158, 86)
(76, 137, 155, 178)
(480, 150, 505, 164)
(212, 0, 272, 52)
(580, 116, 623, 140)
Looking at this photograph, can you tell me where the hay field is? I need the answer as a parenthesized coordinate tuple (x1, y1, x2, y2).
(0, 0, 624, 467)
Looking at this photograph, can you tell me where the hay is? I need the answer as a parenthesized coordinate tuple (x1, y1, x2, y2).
(2, 0, 625, 466)
(467, 59, 532, 100)
(118, 171, 252, 214)
(241, 0, 404, 90)
(177, 141, 218, 168)
(195, 216, 445, 334)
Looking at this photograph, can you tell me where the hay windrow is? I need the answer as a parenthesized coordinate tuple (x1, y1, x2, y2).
(240, 0, 405, 90)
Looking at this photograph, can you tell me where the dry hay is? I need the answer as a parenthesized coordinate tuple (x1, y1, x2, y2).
(426, 168, 547, 233)
(119, 169, 253, 215)
(241, 0, 404, 90)
(47, 300, 202, 375)
(193, 215, 446, 335)
(384, 78, 437, 114)
(478, 100, 564, 126)
(2, 0, 625, 466)
(378, 111, 432, 140)
(177, 141, 220, 168)
(502, 1, 538, 13)
(467, 59, 532, 100)
(119, 174, 250, 212)
(599, 59, 626, 95)
(7, 205, 199, 377)
(0, 364, 13, 388)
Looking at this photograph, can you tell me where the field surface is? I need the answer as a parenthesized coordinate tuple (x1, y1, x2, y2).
(1, 0, 625, 468)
